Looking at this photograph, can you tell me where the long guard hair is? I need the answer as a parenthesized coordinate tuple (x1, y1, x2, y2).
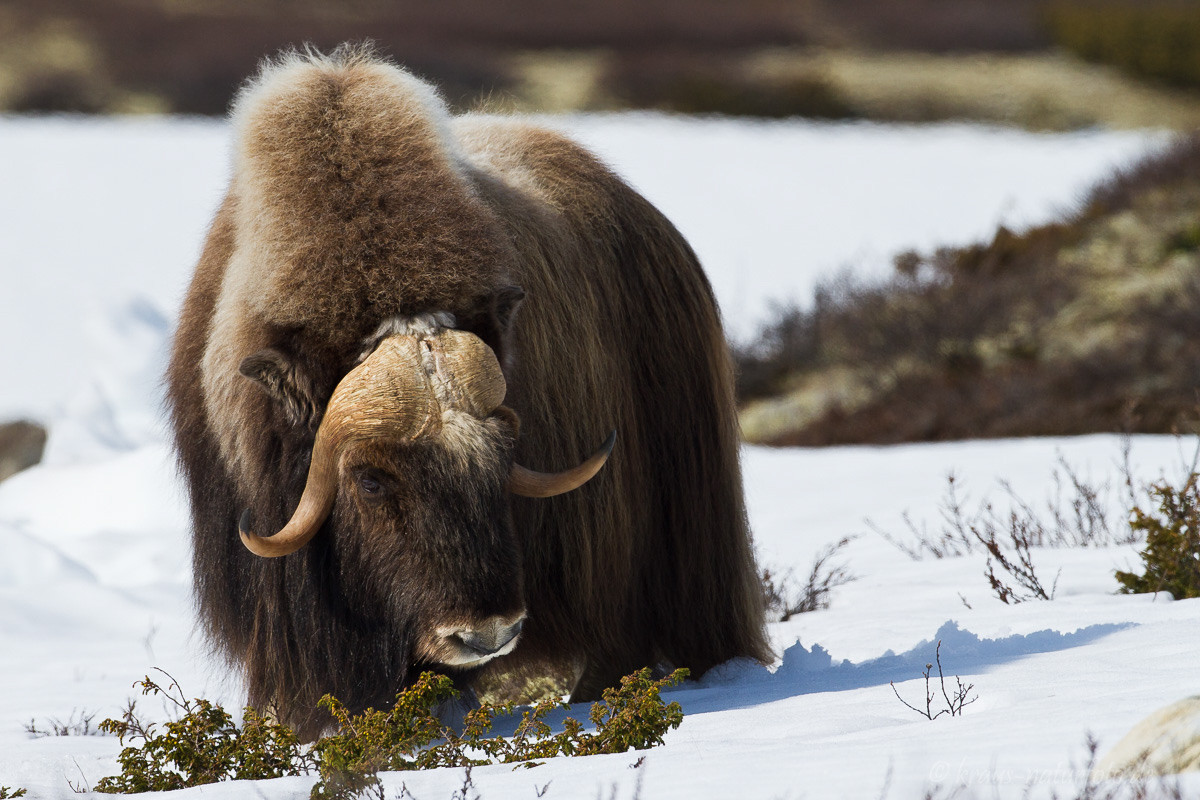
(168, 45, 770, 738)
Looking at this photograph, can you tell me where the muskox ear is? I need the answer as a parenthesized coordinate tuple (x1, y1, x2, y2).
(458, 286, 525, 366)
(491, 285, 525, 335)
(239, 349, 319, 429)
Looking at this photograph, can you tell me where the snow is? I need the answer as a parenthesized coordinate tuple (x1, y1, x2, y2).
(0, 113, 1196, 799)
(0, 113, 1164, 421)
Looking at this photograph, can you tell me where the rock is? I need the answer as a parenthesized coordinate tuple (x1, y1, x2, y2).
(1094, 696, 1200, 780)
(0, 420, 47, 483)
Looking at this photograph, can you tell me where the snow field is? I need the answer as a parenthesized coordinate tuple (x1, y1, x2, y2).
(0, 114, 1195, 798)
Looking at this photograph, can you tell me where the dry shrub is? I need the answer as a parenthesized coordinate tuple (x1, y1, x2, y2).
(889, 640, 978, 720)
(24, 708, 104, 738)
(869, 448, 1157, 603)
(734, 297, 829, 401)
(761, 536, 856, 620)
(737, 134, 1200, 445)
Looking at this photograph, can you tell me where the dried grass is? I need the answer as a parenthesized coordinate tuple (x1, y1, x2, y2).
(737, 136, 1200, 446)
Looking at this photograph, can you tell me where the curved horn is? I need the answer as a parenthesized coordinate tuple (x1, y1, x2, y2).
(237, 326, 511, 556)
(509, 430, 617, 498)
(238, 334, 435, 558)
(239, 427, 339, 557)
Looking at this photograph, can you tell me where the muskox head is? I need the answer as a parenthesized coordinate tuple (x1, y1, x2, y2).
(235, 311, 613, 669)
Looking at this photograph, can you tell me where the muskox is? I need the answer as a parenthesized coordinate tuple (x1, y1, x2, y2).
(167, 46, 770, 739)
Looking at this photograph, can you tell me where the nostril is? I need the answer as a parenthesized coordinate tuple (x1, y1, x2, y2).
(450, 615, 525, 657)
(454, 630, 501, 657)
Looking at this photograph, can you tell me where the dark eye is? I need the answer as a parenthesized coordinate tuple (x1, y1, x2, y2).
(358, 475, 382, 495)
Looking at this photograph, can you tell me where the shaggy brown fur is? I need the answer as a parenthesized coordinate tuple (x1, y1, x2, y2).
(167, 45, 770, 739)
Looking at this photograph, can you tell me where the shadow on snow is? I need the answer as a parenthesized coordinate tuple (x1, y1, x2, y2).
(671, 619, 1133, 715)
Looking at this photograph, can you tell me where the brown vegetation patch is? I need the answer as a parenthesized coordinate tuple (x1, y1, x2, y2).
(1046, 2, 1200, 90)
(737, 135, 1200, 446)
(0, 0, 813, 114)
(746, 49, 1200, 130)
(5, 0, 1200, 126)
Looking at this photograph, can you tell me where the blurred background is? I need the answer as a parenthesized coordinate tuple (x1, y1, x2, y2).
(5, 0, 1200, 127)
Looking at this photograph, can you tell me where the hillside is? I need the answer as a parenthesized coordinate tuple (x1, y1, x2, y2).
(737, 135, 1200, 445)
(7, 0, 1200, 130)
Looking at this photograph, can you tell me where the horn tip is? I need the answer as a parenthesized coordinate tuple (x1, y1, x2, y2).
(601, 429, 617, 456)
(238, 508, 282, 558)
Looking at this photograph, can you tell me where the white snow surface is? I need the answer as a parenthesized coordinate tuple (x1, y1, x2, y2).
(0, 113, 1167, 420)
(0, 113, 1197, 799)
